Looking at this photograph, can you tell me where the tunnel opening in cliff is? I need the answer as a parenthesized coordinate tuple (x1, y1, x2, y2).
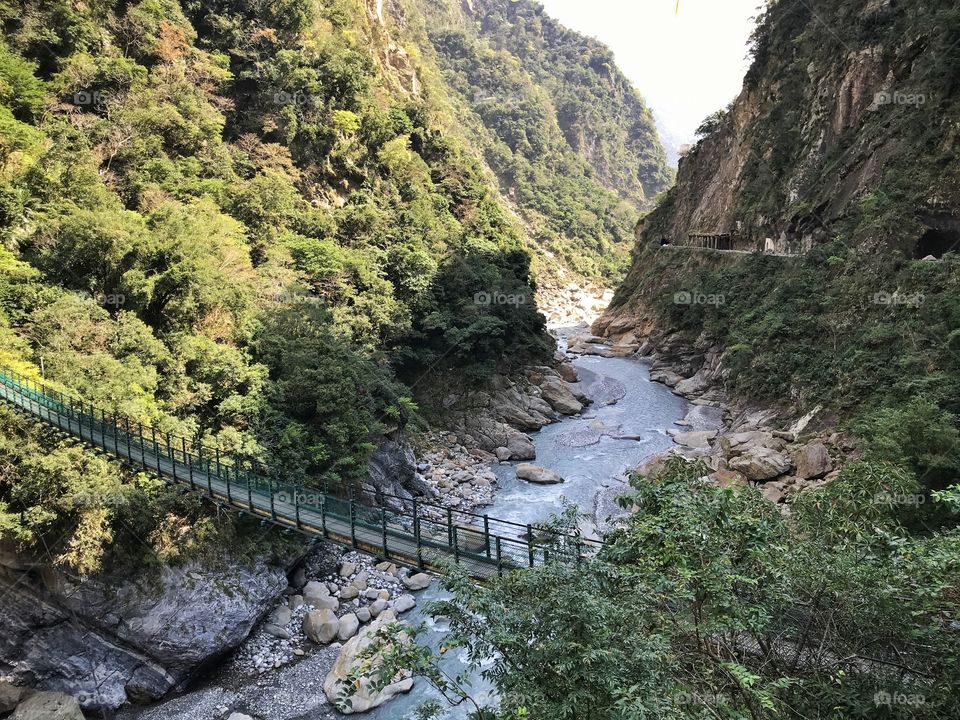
(915, 228, 960, 259)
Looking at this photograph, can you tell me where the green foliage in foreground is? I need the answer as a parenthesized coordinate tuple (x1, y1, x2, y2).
(349, 458, 960, 719)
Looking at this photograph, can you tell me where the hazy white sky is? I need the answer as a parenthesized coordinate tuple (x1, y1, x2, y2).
(538, 0, 762, 147)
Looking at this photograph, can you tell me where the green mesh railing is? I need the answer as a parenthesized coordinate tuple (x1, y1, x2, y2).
(0, 369, 601, 578)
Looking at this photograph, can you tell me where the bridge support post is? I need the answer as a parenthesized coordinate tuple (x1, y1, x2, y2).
(269, 479, 277, 521)
(446, 508, 453, 550)
(247, 472, 254, 512)
(295, 486, 302, 530)
(412, 499, 424, 570)
(349, 499, 357, 547)
(527, 524, 535, 567)
(185, 438, 194, 489)
(113, 416, 119, 456)
(496, 537, 503, 577)
(225, 464, 232, 503)
(381, 508, 389, 558)
(125, 418, 132, 461)
(167, 432, 176, 483)
(321, 497, 328, 538)
(452, 526, 459, 564)
(152, 428, 161, 475)
(483, 515, 491, 558)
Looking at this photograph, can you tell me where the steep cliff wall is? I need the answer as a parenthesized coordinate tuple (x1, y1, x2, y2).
(599, 0, 960, 426)
(639, 0, 960, 255)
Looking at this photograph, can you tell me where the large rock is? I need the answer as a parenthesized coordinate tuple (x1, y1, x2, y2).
(401, 573, 431, 591)
(12, 692, 84, 720)
(728, 447, 793, 481)
(0, 682, 25, 714)
(505, 430, 536, 460)
(0, 542, 306, 712)
(516, 464, 564, 485)
(539, 380, 583, 416)
(302, 580, 330, 607)
(324, 610, 414, 714)
(392, 594, 416, 613)
(337, 613, 360, 641)
(671, 430, 717, 449)
(303, 609, 340, 644)
(557, 363, 579, 383)
(795, 441, 833, 479)
(366, 433, 431, 507)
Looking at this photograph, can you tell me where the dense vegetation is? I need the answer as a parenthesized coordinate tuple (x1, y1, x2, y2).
(355, 458, 960, 719)
(409, 0, 672, 280)
(612, 0, 960, 490)
(613, 244, 960, 491)
(0, 0, 666, 573)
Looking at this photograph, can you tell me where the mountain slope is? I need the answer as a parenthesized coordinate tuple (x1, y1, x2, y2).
(599, 0, 960, 487)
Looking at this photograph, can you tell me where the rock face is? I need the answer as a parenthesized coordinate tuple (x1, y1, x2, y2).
(303, 609, 340, 644)
(0, 546, 305, 713)
(11, 692, 84, 720)
(425, 367, 591, 461)
(795, 441, 833, 479)
(324, 610, 414, 714)
(364, 432, 432, 509)
(515, 464, 565, 485)
(727, 446, 794, 482)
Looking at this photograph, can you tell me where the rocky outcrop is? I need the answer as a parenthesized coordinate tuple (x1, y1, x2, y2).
(11, 691, 84, 720)
(795, 441, 833, 479)
(727, 446, 794, 482)
(323, 609, 414, 714)
(429, 364, 590, 461)
(364, 432, 433, 510)
(516, 464, 564, 485)
(629, 0, 958, 254)
(0, 547, 305, 713)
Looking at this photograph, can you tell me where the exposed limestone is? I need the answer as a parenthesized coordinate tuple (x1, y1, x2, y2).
(323, 610, 414, 714)
(11, 692, 84, 720)
(516, 464, 565, 484)
(795, 441, 833, 479)
(727, 447, 794, 481)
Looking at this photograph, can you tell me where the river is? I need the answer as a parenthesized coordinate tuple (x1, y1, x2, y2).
(362, 329, 694, 720)
(119, 329, 701, 720)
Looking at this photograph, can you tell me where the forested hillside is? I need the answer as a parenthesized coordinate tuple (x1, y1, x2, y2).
(411, 0, 672, 278)
(0, 0, 667, 573)
(601, 0, 960, 481)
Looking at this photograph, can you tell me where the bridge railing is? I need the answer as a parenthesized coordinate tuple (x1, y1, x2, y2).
(0, 368, 601, 577)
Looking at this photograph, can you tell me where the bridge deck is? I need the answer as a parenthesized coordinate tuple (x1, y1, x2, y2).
(0, 371, 597, 579)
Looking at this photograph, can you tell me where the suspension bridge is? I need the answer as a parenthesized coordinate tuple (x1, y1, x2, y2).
(0, 369, 600, 580)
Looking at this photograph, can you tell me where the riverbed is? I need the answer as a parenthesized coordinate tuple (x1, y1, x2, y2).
(118, 330, 696, 720)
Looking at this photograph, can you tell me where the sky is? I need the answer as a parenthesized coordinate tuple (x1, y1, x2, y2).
(538, 0, 762, 153)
